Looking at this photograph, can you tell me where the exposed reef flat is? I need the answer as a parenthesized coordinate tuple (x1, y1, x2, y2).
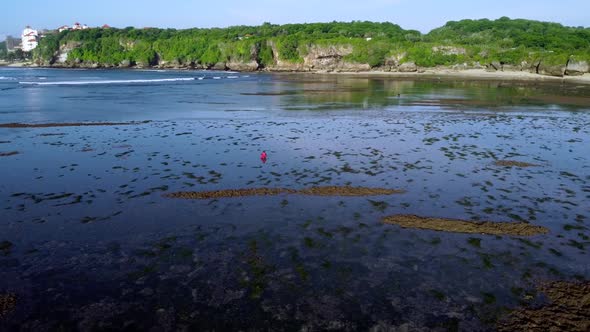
(0, 293, 17, 318)
(498, 280, 590, 332)
(382, 214, 549, 236)
(165, 186, 404, 199)
(494, 160, 539, 168)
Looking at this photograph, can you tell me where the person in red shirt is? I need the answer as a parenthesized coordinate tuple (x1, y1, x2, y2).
(260, 151, 267, 163)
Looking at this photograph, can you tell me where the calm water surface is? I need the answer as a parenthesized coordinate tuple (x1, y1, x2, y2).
(1, 68, 589, 331)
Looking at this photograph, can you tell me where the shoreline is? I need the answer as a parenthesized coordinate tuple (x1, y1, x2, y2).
(3, 63, 590, 85)
(322, 68, 590, 85)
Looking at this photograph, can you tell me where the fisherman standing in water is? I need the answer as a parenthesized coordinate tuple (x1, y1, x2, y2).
(260, 150, 267, 164)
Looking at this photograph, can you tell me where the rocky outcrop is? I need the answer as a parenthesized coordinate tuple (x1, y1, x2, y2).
(264, 41, 308, 72)
(304, 45, 353, 71)
(565, 57, 589, 76)
(158, 58, 187, 69)
(265, 43, 371, 72)
(332, 62, 371, 72)
(522, 60, 542, 74)
(501, 64, 521, 72)
(398, 62, 417, 72)
(119, 59, 132, 68)
(382, 53, 407, 71)
(210, 62, 227, 71)
(432, 46, 466, 55)
(54, 41, 82, 64)
(538, 62, 566, 77)
(226, 60, 259, 72)
(267, 61, 308, 72)
(489, 61, 502, 71)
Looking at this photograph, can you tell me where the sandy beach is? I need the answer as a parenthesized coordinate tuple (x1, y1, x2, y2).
(323, 68, 590, 85)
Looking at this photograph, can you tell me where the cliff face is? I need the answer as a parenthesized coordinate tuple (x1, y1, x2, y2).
(566, 57, 589, 76)
(260, 43, 370, 72)
(51, 42, 82, 67)
(39, 41, 589, 78)
(30, 18, 590, 77)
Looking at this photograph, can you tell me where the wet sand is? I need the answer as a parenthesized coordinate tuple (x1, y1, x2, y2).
(382, 215, 549, 236)
(331, 69, 590, 85)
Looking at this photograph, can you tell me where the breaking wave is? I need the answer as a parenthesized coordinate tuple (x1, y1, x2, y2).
(19, 77, 197, 85)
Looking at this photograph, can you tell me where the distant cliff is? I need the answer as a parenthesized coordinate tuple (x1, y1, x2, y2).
(32, 18, 590, 77)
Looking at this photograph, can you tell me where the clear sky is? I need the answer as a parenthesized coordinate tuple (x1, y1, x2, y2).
(2, 0, 589, 40)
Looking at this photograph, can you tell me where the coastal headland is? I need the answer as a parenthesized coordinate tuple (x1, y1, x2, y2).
(2, 18, 587, 83)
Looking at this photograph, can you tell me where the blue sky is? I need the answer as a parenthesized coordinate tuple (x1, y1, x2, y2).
(2, 0, 589, 39)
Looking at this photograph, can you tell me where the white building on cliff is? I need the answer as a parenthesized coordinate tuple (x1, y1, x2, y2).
(72, 22, 89, 30)
(21, 26, 38, 52)
(58, 22, 90, 32)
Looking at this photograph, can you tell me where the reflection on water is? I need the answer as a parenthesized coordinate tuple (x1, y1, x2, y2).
(0, 68, 589, 330)
(259, 74, 590, 112)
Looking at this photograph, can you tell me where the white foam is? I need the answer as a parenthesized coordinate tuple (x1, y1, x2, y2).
(19, 77, 196, 85)
(227, 76, 239, 79)
(0, 76, 17, 80)
(213, 77, 222, 80)
(139, 69, 168, 72)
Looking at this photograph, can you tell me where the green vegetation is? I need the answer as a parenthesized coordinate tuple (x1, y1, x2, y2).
(0, 41, 6, 59)
(467, 237, 482, 248)
(27, 18, 590, 71)
(0, 42, 26, 62)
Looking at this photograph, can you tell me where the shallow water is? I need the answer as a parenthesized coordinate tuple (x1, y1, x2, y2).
(1, 68, 589, 331)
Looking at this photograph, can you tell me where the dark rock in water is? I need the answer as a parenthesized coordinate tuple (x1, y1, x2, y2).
(0, 293, 17, 318)
(0, 151, 20, 157)
(0, 258, 20, 268)
(0, 240, 13, 255)
(156, 308, 176, 331)
(74, 300, 132, 331)
(139, 288, 154, 296)
(566, 57, 589, 76)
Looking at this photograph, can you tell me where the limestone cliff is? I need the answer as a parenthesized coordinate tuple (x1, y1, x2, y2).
(37, 41, 589, 78)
